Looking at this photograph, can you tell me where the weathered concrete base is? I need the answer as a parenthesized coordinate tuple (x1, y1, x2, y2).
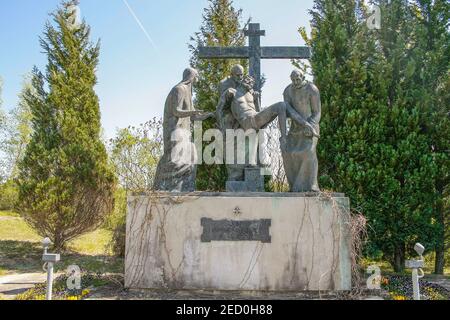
(125, 193, 352, 291)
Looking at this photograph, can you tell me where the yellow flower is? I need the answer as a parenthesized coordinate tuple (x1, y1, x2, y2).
(82, 289, 90, 296)
(392, 295, 407, 300)
(66, 296, 80, 300)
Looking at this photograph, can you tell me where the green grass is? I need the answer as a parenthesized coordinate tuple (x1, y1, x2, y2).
(0, 211, 20, 217)
(0, 216, 41, 242)
(0, 211, 123, 276)
(68, 229, 113, 256)
(0, 210, 113, 254)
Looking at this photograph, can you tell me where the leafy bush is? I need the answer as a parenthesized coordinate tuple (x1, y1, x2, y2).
(105, 188, 127, 257)
(110, 218, 126, 258)
(103, 187, 126, 231)
(108, 119, 163, 257)
(0, 180, 18, 211)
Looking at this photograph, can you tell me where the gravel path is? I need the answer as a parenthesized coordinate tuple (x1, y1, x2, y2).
(0, 272, 61, 300)
(426, 277, 450, 292)
(0, 273, 47, 299)
(2, 272, 448, 300)
(84, 287, 386, 300)
(0, 216, 21, 221)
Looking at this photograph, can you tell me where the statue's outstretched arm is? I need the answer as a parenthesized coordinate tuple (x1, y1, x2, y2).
(285, 102, 308, 127)
(284, 89, 319, 138)
(172, 88, 202, 118)
(283, 88, 307, 126)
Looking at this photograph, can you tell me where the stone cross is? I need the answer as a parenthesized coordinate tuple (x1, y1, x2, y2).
(198, 23, 311, 92)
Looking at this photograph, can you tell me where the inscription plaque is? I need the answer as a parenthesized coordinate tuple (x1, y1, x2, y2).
(201, 218, 271, 243)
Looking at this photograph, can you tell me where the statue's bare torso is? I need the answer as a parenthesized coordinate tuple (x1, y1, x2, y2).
(231, 90, 258, 127)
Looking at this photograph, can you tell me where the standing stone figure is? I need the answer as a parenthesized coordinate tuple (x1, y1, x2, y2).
(217, 65, 247, 134)
(218, 65, 255, 182)
(154, 68, 213, 192)
(282, 70, 321, 192)
(219, 64, 244, 97)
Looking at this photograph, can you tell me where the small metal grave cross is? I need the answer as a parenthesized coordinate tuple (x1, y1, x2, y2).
(42, 237, 60, 300)
(199, 23, 311, 93)
(405, 243, 425, 300)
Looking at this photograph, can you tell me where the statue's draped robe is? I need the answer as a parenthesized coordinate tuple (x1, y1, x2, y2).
(283, 83, 321, 192)
(154, 81, 197, 192)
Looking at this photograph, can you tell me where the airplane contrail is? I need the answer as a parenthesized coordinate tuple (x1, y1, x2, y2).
(122, 0, 158, 51)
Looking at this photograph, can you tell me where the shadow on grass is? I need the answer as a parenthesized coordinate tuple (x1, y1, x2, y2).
(0, 240, 124, 275)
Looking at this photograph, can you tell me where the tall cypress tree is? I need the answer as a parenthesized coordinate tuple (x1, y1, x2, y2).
(189, 0, 248, 191)
(376, 0, 438, 271)
(301, 0, 439, 272)
(17, 0, 116, 250)
(409, 0, 450, 274)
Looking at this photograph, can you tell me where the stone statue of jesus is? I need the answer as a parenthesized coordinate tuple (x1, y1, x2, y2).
(218, 75, 288, 150)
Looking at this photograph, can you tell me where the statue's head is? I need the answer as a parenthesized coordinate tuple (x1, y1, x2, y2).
(183, 67, 199, 84)
(231, 64, 244, 83)
(241, 75, 255, 92)
(291, 70, 306, 89)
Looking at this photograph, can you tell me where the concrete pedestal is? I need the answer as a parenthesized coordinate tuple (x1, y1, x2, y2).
(125, 192, 352, 291)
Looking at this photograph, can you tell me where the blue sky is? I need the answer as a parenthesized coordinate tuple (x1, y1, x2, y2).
(0, 0, 314, 139)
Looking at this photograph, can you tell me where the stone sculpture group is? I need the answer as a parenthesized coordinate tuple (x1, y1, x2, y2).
(154, 65, 322, 193)
(127, 23, 351, 294)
